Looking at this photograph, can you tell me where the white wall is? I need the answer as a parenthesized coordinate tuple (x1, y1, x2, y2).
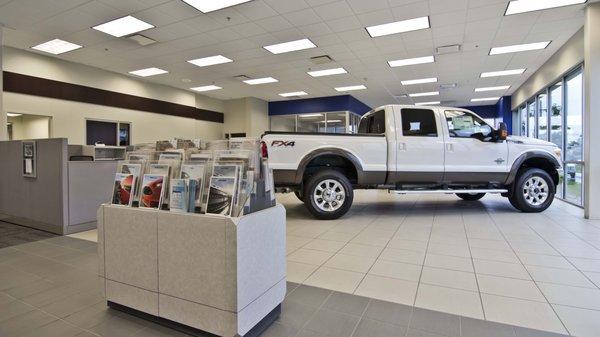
(511, 29, 584, 110)
(222, 97, 269, 138)
(2, 47, 224, 144)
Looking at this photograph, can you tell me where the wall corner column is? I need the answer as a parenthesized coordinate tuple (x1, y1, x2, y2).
(584, 3, 600, 219)
(0, 25, 6, 141)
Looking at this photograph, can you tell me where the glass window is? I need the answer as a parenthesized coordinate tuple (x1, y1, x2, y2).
(358, 110, 385, 134)
(537, 92, 548, 141)
(549, 82, 563, 149)
(445, 110, 493, 139)
(527, 100, 536, 137)
(565, 163, 583, 205)
(401, 109, 437, 137)
(519, 105, 527, 136)
(565, 69, 583, 162)
(297, 113, 325, 133)
(325, 112, 348, 133)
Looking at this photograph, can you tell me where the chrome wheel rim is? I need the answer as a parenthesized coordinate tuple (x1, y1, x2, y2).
(522, 176, 549, 206)
(313, 179, 346, 212)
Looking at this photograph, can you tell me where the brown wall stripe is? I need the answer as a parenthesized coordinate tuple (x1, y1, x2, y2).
(2, 71, 224, 123)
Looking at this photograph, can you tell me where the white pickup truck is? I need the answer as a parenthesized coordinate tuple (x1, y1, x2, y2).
(262, 105, 563, 220)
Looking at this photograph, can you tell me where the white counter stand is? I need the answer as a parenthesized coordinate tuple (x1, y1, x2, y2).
(97, 204, 286, 337)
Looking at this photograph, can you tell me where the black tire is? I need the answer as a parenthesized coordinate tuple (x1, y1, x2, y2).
(303, 170, 353, 220)
(508, 168, 555, 212)
(294, 190, 304, 202)
(456, 193, 486, 201)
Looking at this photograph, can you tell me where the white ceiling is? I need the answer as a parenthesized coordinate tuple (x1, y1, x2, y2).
(0, 0, 590, 107)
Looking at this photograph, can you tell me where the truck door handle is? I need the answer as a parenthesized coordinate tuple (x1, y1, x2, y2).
(398, 143, 406, 151)
(446, 143, 454, 152)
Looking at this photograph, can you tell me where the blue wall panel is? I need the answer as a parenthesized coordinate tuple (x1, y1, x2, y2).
(269, 95, 372, 116)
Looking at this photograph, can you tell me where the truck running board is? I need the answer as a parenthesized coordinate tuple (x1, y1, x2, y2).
(392, 189, 508, 195)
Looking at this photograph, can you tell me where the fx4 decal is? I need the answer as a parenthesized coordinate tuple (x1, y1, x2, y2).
(271, 140, 295, 147)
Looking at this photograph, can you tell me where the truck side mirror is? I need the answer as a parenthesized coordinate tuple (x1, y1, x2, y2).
(497, 122, 508, 141)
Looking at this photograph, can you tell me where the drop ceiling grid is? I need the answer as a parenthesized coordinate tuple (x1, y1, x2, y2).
(0, 0, 589, 106)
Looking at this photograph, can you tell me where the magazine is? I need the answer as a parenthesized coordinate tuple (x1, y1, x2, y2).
(180, 164, 205, 212)
(158, 153, 183, 179)
(206, 176, 237, 216)
(147, 163, 171, 177)
(169, 179, 189, 213)
(140, 174, 166, 209)
(111, 173, 135, 206)
(212, 164, 239, 178)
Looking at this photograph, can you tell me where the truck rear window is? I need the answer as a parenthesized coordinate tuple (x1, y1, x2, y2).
(358, 110, 385, 134)
(401, 109, 438, 137)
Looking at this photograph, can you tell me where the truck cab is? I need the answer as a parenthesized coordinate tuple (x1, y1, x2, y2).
(263, 105, 562, 219)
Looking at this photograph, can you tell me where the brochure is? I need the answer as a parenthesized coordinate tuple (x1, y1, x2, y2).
(181, 164, 205, 211)
(140, 174, 166, 209)
(212, 164, 239, 178)
(111, 173, 135, 206)
(169, 179, 189, 213)
(206, 176, 237, 216)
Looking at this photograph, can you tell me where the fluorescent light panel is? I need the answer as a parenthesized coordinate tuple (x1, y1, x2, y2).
(279, 91, 308, 97)
(93, 16, 154, 37)
(401, 77, 438, 85)
(475, 85, 510, 92)
(307, 67, 347, 77)
(415, 101, 441, 106)
(299, 113, 323, 118)
(188, 55, 233, 67)
(471, 97, 500, 102)
(31, 39, 82, 55)
(182, 0, 252, 13)
(505, 0, 587, 15)
(366, 16, 430, 37)
(7, 113, 22, 117)
(191, 85, 222, 92)
(388, 55, 434, 67)
(264, 38, 316, 54)
(243, 77, 278, 85)
(129, 67, 168, 77)
(480, 69, 525, 77)
(490, 41, 550, 55)
(409, 91, 439, 97)
(335, 85, 367, 92)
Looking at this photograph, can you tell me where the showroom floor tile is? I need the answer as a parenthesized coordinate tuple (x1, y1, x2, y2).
(21, 190, 600, 336)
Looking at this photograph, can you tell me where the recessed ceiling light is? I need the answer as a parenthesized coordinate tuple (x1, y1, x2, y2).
(415, 101, 441, 106)
(475, 85, 510, 92)
(388, 55, 434, 67)
(307, 67, 347, 77)
(366, 16, 430, 38)
(182, 0, 253, 13)
(471, 97, 500, 102)
(480, 69, 526, 77)
(335, 85, 367, 92)
(299, 113, 323, 118)
(129, 67, 168, 77)
(264, 38, 316, 54)
(7, 113, 22, 117)
(188, 55, 233, 68)
(401, 77, 438, 85)
(31, 39, 82, 55)
(243, 77, 278, 85)
(490, 41, 551, 55)
(505, 0, 587, 15)
(191, 85, 222, 92)
(409, 91, 439, 97)
(279, 91, 308, 97)
(93, 16, 154, 37)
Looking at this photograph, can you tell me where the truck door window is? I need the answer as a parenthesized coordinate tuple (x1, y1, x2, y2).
(401, 109, 438, 137)
(445, 110, 492, 139)
(358, 110, 385, 134)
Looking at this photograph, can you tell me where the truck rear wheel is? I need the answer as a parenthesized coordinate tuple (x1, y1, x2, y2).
(508, 168, 555, 212)
(303, 170, 353, 220)
(456, 193, 486, 201)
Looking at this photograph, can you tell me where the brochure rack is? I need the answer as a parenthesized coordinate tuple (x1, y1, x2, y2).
(97, 203, 286, 337)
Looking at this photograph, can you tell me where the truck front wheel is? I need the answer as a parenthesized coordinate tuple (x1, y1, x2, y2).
(508, 168, 555, 212)
(304, 170, 353, 220)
